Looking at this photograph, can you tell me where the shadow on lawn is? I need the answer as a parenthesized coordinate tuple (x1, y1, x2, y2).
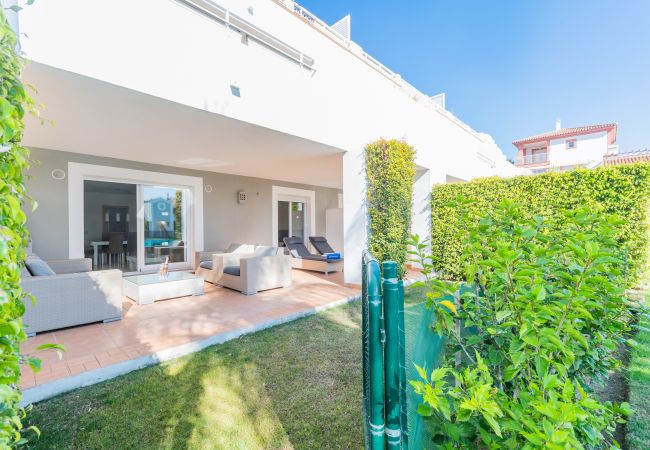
(26, 301, 365, 450)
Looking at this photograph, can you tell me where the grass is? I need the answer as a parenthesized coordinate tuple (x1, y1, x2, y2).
(626, 292, 650, 450)
(25, 301, 367, 449)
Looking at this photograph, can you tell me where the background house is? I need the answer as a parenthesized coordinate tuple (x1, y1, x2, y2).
(601, 148, 650, 167)
(513, 120, 618, 173)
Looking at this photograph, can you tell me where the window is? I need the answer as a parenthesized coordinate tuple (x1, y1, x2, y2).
(566, 139, 577, 150)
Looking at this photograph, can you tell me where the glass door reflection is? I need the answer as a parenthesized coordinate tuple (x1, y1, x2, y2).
(142, 186, 188, 266)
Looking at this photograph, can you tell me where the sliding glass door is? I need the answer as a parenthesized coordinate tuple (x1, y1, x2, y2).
(141, 185, 188, 268)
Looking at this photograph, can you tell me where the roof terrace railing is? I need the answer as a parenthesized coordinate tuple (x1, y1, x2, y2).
(517, 152, 549, 166)
(177, 0, 315, 69)
(279, 1, 491, 143)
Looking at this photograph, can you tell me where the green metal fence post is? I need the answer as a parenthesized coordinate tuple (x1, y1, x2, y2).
(363, 252, 385, 450)
(397, 278, 408, 449)
(383, 261, 402, 448)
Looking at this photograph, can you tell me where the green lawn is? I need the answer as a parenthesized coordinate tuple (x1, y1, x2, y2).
(627, 292, 650, 450)
(25, 301, 367, 449)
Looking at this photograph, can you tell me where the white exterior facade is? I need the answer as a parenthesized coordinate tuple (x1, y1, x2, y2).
(10, 0, 520, 284)
(548, 132, 608, 168)
(514, 122, 618, 174)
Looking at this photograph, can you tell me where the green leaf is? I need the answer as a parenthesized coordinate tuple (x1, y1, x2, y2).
(417, 403, 433, 417)
(496, 310, 513, 322)
(439, 299, 457, 315)
(482, 413, 502, 438)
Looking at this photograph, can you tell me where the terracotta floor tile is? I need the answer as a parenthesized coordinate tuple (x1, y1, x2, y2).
(83, 360, 100, 371)
(63, 354, 99, 366)
(20, 366, 36, 389)
(35, 367, 69, 384)
(22, 269, 360, 389)
(96, 352, 130, 368)
(67, 363, 86, 376)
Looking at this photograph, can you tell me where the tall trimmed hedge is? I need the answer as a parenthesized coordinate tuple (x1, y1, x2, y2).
(365, 139, 416, 277)
(431, 164, 650, 282)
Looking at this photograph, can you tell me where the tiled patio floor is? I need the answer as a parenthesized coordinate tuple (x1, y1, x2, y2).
(20, 269, 359, 398)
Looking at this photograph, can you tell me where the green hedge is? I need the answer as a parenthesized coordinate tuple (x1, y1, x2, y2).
(365, 139, 416, 277)
(431, 164, 650, 282)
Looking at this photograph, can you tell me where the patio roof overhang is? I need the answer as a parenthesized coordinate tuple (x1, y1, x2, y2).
(21, 62, 344, 188)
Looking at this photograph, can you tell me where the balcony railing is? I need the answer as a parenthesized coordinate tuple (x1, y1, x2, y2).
(517, 153, 549, 166)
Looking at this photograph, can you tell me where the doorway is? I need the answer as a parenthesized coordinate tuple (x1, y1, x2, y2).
(277, 200, 306, 246)
(272, 186, 315, 248)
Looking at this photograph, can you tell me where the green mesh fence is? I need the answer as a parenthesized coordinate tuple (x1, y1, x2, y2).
(403, 298, 446, 449)
(362, 251, 447, 450)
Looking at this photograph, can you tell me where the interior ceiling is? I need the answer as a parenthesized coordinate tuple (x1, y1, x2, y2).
(22, 62, 344, 189)
(84, 180, 136, 195)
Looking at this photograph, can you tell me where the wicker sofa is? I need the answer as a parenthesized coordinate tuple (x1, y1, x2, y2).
(21, 256, 123, 335)
(196, 246, 291, 295)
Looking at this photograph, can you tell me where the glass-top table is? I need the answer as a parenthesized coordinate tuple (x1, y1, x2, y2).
(123, 271, 204, 305)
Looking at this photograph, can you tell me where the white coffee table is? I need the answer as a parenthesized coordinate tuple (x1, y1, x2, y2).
(123, 272, 204, 305)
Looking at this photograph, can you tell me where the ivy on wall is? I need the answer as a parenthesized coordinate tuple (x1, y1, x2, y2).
(365, 138, 416, 277)
(430, 164, 650, 282)
(0, 6, 36, 446)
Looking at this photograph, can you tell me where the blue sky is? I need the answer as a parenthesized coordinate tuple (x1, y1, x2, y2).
(297, 0, 650, 159)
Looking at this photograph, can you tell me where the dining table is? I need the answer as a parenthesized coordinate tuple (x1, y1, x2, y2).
(89, 240, 127, 266)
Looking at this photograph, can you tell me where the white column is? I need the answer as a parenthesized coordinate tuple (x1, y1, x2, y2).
(342, 148, 367, 285)
(410, 167, 431, 267)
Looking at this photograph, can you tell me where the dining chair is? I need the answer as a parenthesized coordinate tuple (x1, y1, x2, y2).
(107, 233, 125, 268)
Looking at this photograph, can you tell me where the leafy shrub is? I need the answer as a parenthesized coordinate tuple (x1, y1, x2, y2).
(0, 7, 35, 446)
(365, 138, 416, 277)
(409, 199, 636, 448)
(431, 165, 650, 283)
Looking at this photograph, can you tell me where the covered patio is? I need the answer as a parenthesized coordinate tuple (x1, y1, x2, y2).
(21, 269, 359, 404)
(17, 61, 360, 405)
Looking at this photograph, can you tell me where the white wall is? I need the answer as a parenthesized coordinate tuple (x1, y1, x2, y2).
(548, 132, 608, 168)
(17, 0, 521, 282)
(25, 148, 341, 262)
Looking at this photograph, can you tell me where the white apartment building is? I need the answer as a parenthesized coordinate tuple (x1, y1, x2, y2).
(514, 119, 619, 174)
(7, 0, 521, 284)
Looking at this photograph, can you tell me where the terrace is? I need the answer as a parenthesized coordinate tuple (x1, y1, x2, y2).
(21, 269, 360, 404)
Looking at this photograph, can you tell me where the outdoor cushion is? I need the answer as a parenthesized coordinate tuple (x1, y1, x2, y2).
(283, 237, 312, 257)
(226, 243, 251, 253)
(199, 260, 213, 270)
(21, 266, 32, 278)
(309, 236, 335, 255)
(24, 255, 56, 276)
(223, 266, 241, 277)
(301, 254, 328, 261)
(254, 246, 277, 257)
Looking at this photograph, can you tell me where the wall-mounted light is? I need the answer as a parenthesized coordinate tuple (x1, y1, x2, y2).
(51, 169, 66, 180)
(204, 184, 213, 193)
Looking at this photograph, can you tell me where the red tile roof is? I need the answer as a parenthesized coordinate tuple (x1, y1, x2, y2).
(513, 123, 617, 146)
(602, 148, 650, 166)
